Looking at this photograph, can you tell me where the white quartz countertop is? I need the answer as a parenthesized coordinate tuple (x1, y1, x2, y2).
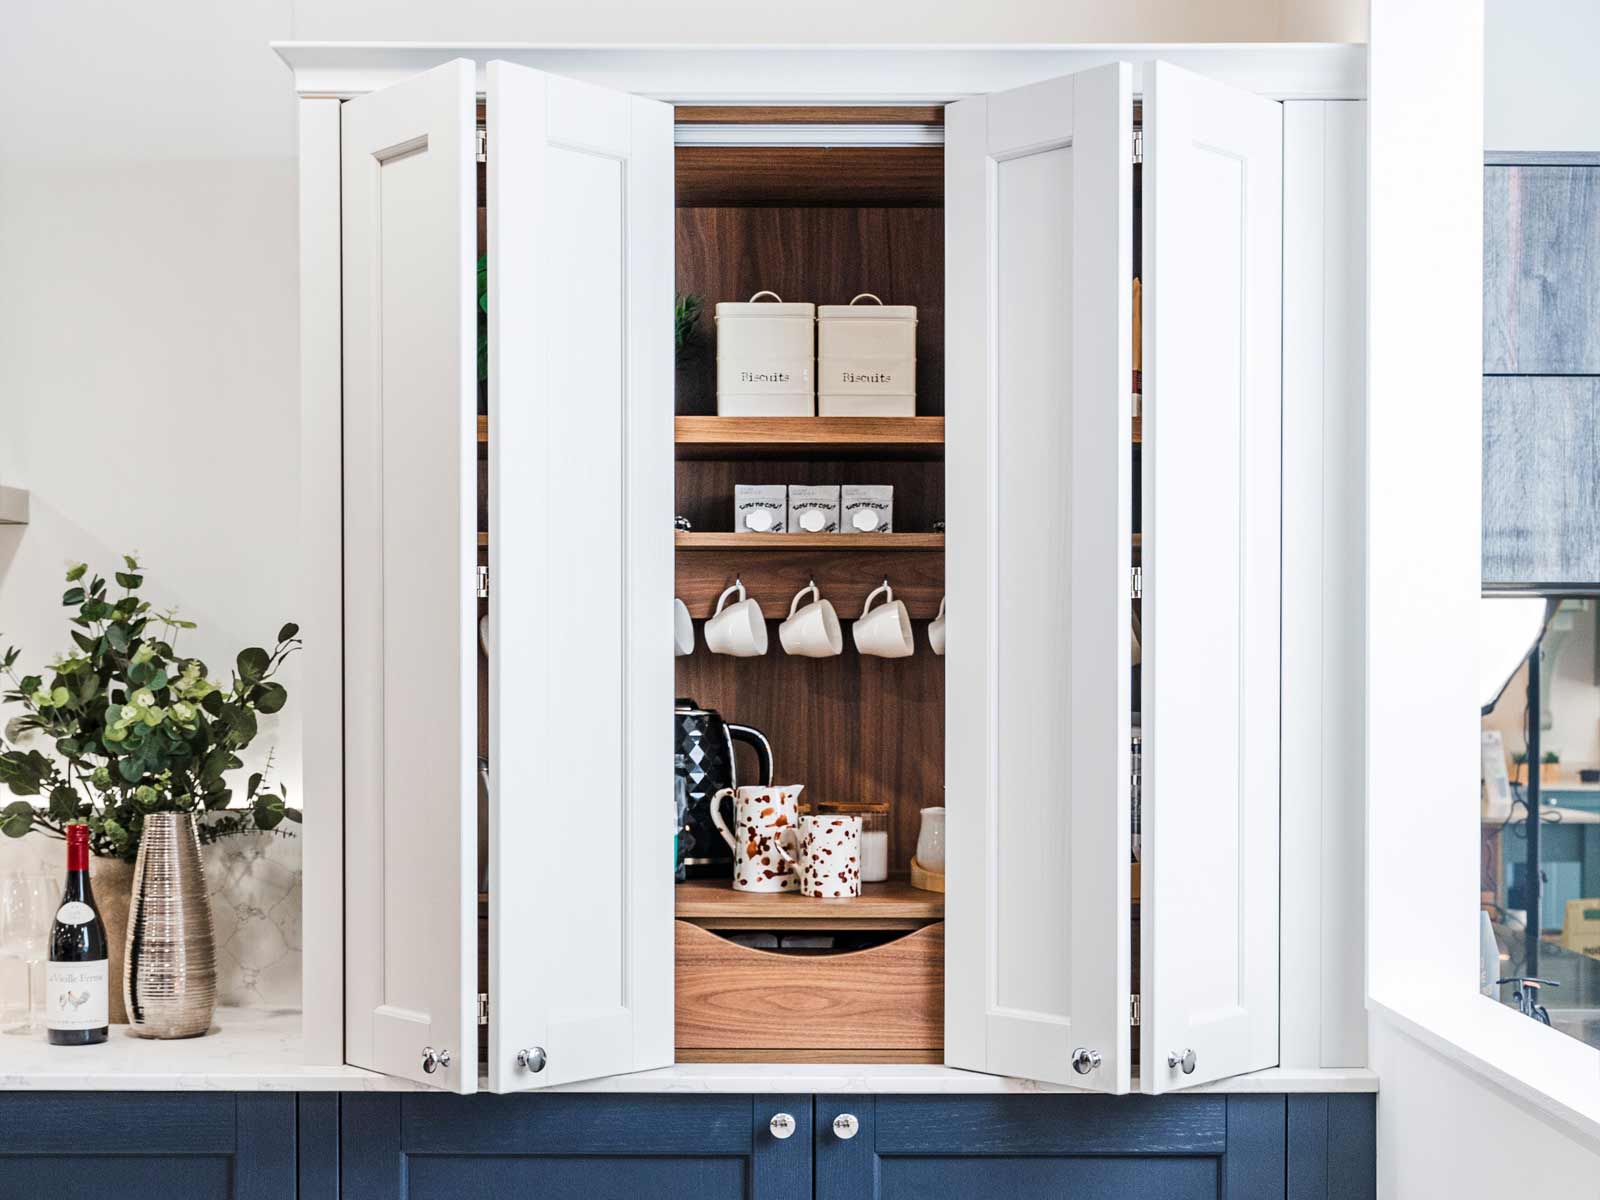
(0, 1007, 1378, 1093)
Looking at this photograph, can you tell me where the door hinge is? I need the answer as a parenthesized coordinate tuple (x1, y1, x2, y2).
(477, 993, 489, 1026)
(1132, 128, 1143, 166)
(476, 565, 489, 600)
(476, 127, 487, 163)
(1131, 994, 1142, 1026)
(1130, 565, 1143, 600)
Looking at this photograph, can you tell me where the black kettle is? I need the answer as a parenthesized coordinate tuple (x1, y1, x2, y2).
(674, 698, 774, 878)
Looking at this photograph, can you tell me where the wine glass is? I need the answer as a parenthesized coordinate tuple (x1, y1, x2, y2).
(0, 874, 56, 1036)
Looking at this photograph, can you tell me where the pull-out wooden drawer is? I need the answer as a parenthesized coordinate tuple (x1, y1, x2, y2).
(674, 919, 944, 1062)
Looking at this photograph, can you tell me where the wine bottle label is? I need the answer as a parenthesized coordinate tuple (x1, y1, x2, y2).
(46, 959, 109, 1031)
(54, 901, 95, 926)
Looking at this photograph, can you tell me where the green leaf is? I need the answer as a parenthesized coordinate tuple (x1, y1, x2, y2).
(277, 623, 299, 644)
(247, 772, 263, 799)
(122, 554, 140, 571)
(47, 786, 78, 821)
(0, 801, 34, 838)
(106, 624, 129, 653)
(65, 563, 87, 582)
(62, 587, 85, 606)
(236, 647, 269, 682)
(255, 682, 288, 715)
(115, 572, 143, 590)
(71, 630, 96, 654)
(146, 668, 168, 692)
(117, 756, 145, 784)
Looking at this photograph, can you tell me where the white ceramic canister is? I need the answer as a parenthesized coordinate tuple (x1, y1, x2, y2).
(715, 291, 816, 417)
(816, 294, 917, 417)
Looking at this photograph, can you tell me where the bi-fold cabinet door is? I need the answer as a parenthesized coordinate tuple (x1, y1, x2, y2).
(340, 57, 675, 1093)
(943, 58, 1282, 1093)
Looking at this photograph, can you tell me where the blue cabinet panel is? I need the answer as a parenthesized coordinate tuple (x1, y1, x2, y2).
(1288, 1094, 1376, 1200)
(0, 1092, 294, 1200)
(880, 1156, 1218, 1198)
(817, 1094, 1284, 1200)
(342, 1092, 811, 1200)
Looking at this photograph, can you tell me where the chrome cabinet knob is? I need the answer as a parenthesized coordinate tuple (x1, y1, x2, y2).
(1167, 1048, 1197, 1075)
(1071, 1047, 1103, 1075)
(769, 1112, 797, 1140)
(832, 1113, 860, 1140)
(421, 1046, 452, 1074)
(517, 1047, 547, 1073)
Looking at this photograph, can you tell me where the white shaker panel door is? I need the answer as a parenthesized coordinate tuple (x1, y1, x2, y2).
(341, 58, 478, 1092)
(485, 61, 675, 1092)
(1141, 59, 1283, 1093)
(945, 62, 1134, 1092)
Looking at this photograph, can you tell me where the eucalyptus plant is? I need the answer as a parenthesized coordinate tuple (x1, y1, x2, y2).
(0, 556, 302, 861)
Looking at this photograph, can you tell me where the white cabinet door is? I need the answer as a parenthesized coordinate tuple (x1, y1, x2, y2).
(483, 61, 675, 1091)
(341, 58, 479, 1092)
(1141, 60, 1283, 1093)
(945, 62, 1135, 1092)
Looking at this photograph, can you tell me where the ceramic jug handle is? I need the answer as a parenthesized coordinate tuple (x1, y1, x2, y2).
(709, 788, 738, 852)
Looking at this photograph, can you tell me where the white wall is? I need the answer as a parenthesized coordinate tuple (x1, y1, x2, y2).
(0, 0, 303, 835)
(1486, 0, 1600, 151)
(289, 0, 1364, 44)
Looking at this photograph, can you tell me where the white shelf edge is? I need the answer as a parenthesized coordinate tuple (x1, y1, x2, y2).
(0, 486, 29, 525)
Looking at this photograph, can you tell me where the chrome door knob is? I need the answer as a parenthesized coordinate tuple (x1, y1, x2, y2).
(517, 1047, 547, 1073)
(421, 1046, 452, 1074)
(769, 1112, 797, 1140)
(1071, 1047, 1103, 1075)
(832, 1113, 860, 1140)
(1167, 1048, 1197, 1075)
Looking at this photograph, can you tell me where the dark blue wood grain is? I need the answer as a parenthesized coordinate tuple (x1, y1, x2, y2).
(0, 1155, 234, 1200)
(816, 1095, 877, 1200)
(0, 1091, 235, 1153)
(874, 1093, 1228, 1155)
(880, 1156, 1220, 1198)
(405, 1155, 750, 1199)
(0, 1092, 294, 1200)
(344, 1092, 809, 1199)
(341, 1094, 404, 1200)
(297, 1094, 341, 1200)
(752, 1094, 813, 1200)
(235, 1093, 297, 1200)
(1287, 1094, 1329, 1199)
(1326, 1095, 1376, 1200)
(1223, 1094, 1285, 1199)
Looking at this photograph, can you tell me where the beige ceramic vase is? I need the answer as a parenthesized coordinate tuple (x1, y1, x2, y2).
(88, 855, 134, 1026)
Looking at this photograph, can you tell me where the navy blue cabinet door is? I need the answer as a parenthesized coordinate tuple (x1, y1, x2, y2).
(341, 1092, 811, 1200)
(0, 1093, 295, 1200)
(815, 1094, 1289, 1200)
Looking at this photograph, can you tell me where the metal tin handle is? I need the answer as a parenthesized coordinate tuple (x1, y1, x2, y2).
(832, 1113, 860, 1140)
(1071, 1047, 1103, 1075)
(421, 1046, 452, 1074)
(517, 1047, 547, 1073)
(769, 1112, 797, 1139)
(1167, 1048, 1197, 1075)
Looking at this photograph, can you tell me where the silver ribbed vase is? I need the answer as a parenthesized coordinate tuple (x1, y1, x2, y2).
(124, 813, 216, 1038)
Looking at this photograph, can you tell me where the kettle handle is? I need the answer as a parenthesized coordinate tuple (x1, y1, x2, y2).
(728, 723, 775, 786)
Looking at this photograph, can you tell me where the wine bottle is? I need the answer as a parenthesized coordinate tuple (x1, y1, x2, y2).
(46, 824, 109, 1045)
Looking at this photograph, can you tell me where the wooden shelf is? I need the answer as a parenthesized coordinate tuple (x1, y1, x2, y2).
(675, 879, 943, 931)
(677, 531, 943, 551)
(675, 416, 944, 461)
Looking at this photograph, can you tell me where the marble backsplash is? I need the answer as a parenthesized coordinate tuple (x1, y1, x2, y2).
(0, 825, 302, 1011)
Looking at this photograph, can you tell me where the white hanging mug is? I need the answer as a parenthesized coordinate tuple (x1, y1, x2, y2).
(929, 597, 946, 656)
(779, 580, 843, 658)
(704, 579, 768, 657)
(852, 581, 914, 658)
(674, 597, 695, 657)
